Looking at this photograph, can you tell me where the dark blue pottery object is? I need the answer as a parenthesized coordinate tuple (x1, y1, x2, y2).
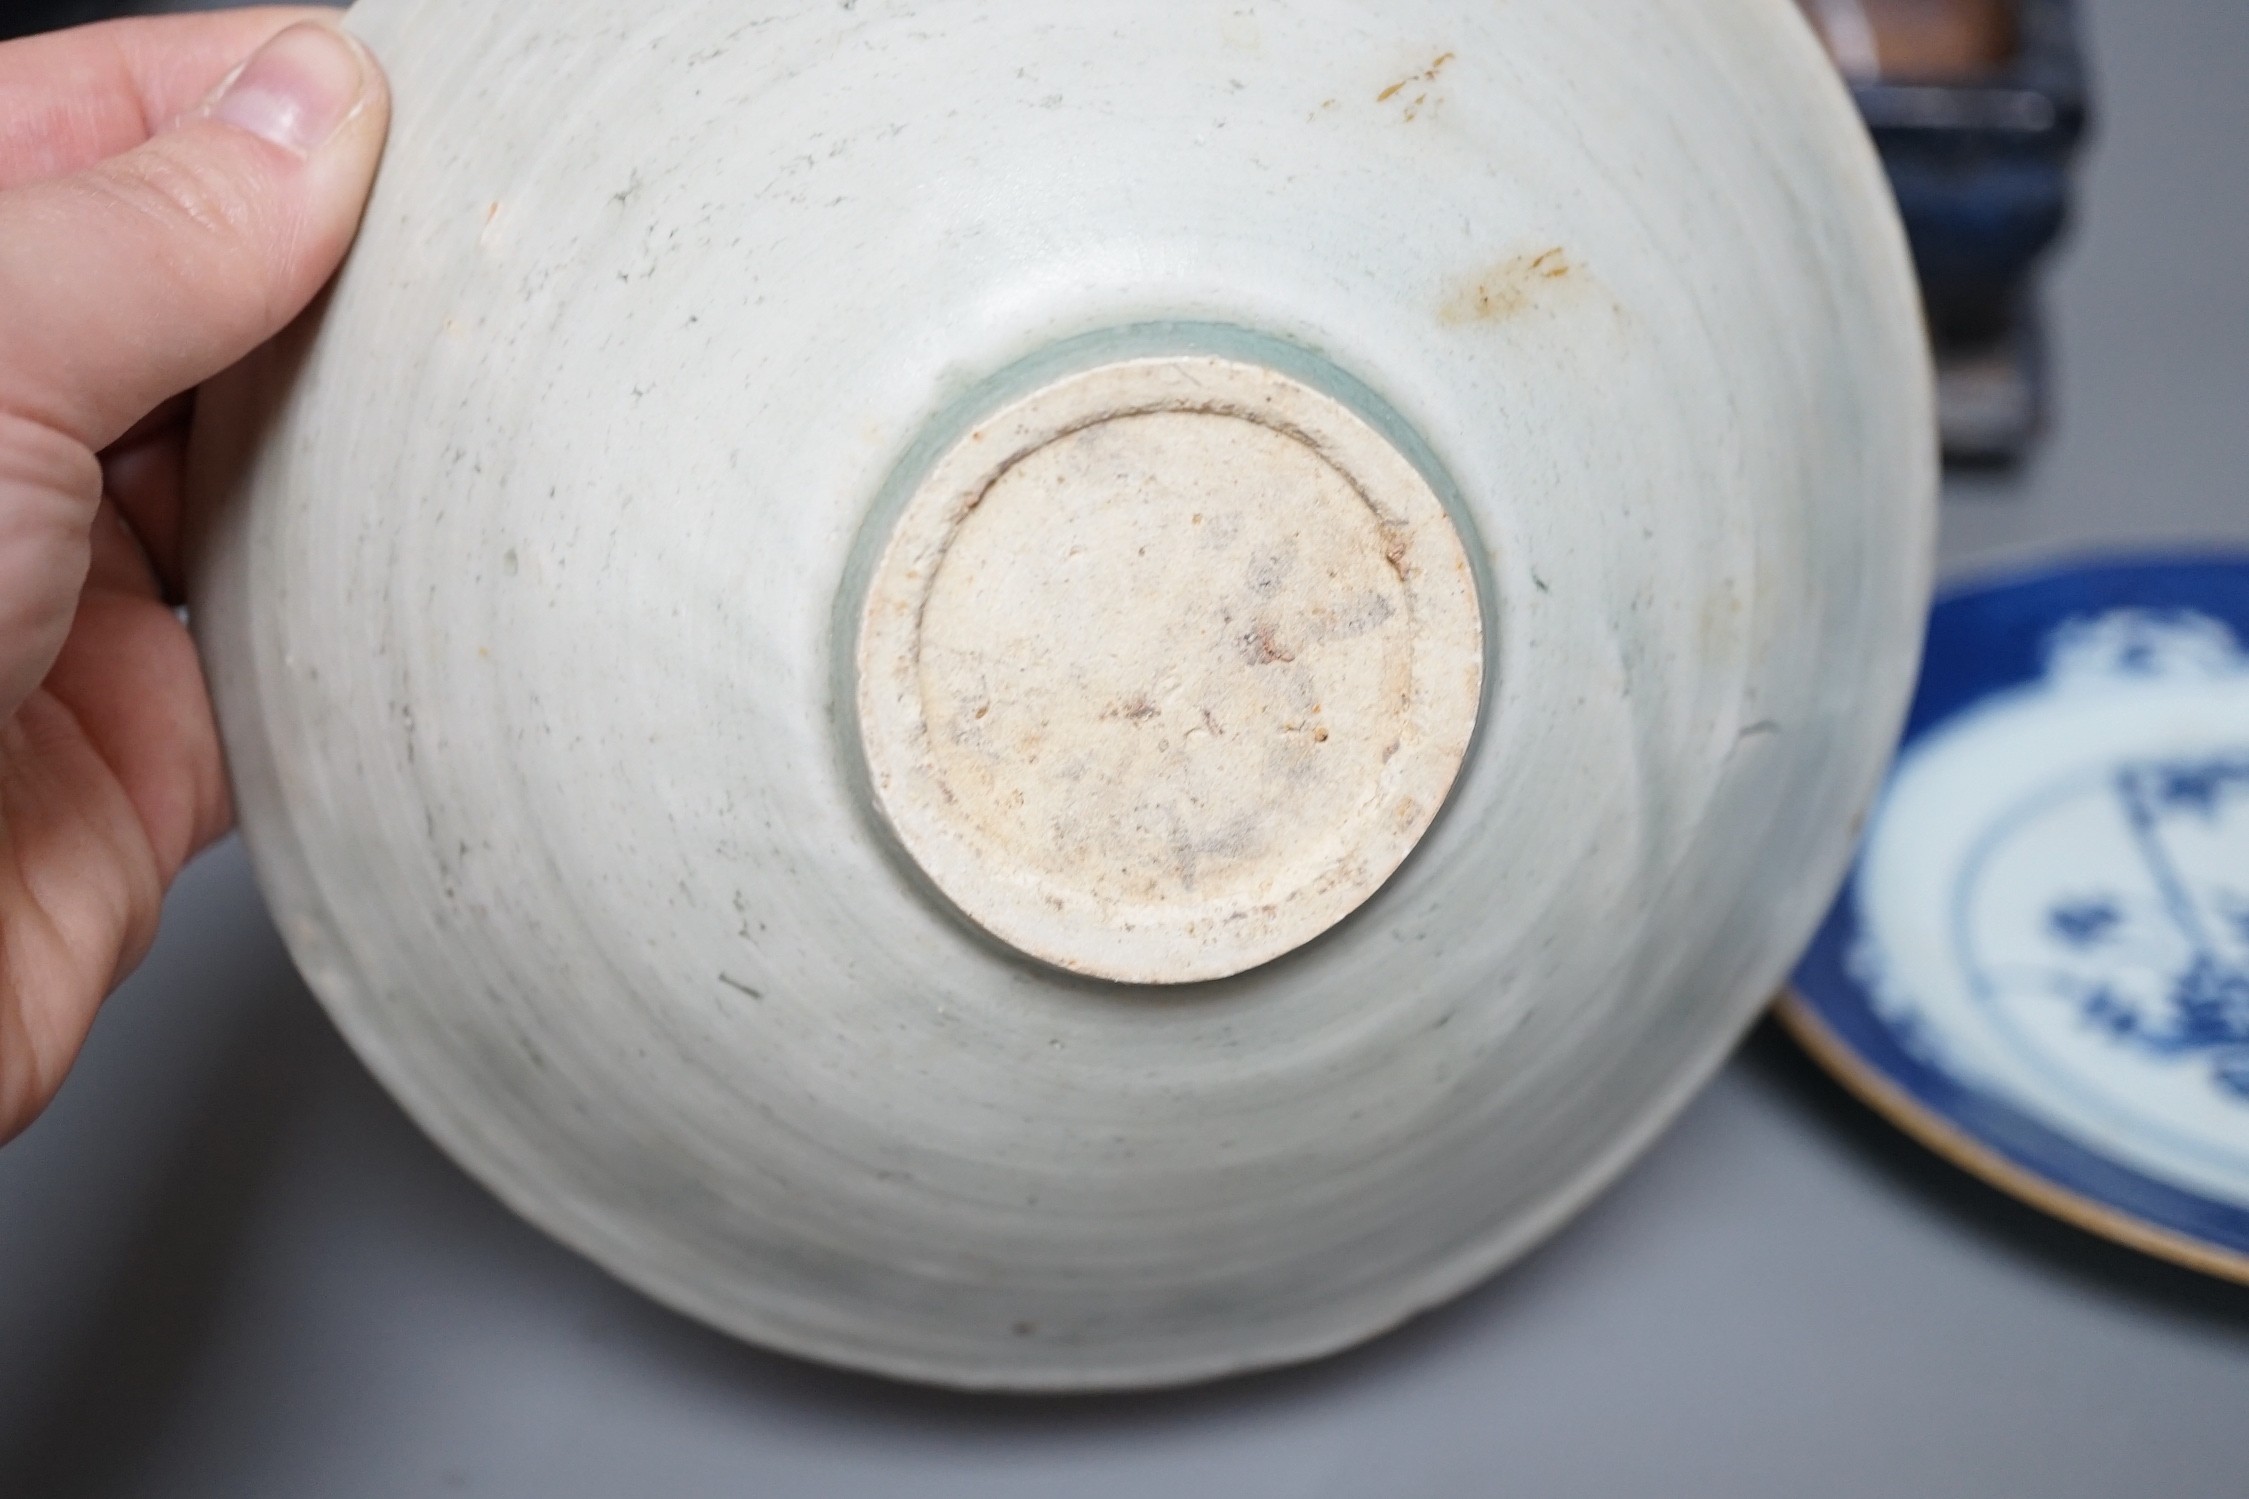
(1788, 556, 2249, 1282)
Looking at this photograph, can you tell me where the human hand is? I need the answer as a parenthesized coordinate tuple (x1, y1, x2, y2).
(0, 10, 388, 1140)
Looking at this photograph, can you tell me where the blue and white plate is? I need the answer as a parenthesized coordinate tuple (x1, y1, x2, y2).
(1786, 556, 2249, 1280)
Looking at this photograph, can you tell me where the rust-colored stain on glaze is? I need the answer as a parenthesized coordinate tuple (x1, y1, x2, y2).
(1438, 246, 1590, 326)
(1377, 51, 1454, 119)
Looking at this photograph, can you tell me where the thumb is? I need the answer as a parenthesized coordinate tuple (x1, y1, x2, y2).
(0, 18, 389, 447)
(0, 17, 388, 708)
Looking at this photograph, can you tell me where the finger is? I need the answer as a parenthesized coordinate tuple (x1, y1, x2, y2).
(0, 18, 389, 451)
(109, 390, 193, 452)
(1, 581, 230, 1141)
(86, 496, 164, 602)
(102, 397, 190, 599)
(0, 685, 169, 1140)
(0, 9, 336, 190)
(0, 18, 388, 713)
(44, 568, 231, 886)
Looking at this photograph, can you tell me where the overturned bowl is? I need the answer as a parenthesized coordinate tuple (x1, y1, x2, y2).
(186, 0, 1935, 1389)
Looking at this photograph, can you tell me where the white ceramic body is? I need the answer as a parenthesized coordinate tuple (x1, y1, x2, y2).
(187, 0, 1935, 1388)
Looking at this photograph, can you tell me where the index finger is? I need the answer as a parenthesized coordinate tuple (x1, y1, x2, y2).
(0, 8, 335, 190)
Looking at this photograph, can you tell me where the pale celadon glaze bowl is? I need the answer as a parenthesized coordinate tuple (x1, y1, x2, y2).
(185, 0, 1936, 1389)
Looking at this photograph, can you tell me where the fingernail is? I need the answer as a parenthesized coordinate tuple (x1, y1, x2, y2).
(207, 21, 370, 155)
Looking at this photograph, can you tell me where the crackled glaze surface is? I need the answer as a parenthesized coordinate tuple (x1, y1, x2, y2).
(187, 0, 1934, 1388)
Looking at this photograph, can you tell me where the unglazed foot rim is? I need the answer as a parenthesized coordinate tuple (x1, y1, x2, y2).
(852, 355, 1486, 984)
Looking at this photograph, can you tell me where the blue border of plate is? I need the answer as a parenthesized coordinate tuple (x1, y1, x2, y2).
(1791, 553, 2249, 1267)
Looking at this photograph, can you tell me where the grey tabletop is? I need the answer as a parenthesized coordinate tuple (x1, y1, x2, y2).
(5, 2, 2248, 1495)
